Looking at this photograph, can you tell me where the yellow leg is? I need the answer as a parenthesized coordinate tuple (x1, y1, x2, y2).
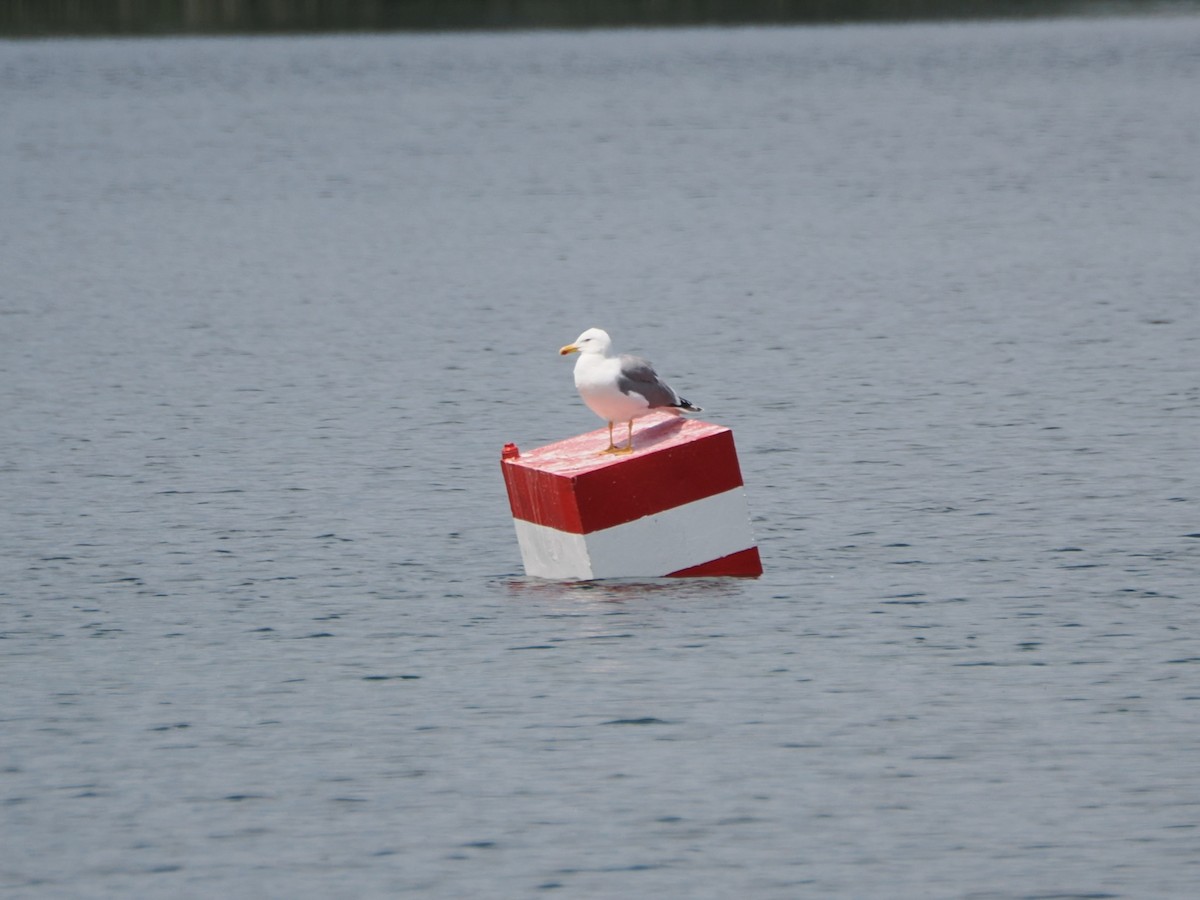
(600, 420, 635, 455)
(600, 421, 622, 454)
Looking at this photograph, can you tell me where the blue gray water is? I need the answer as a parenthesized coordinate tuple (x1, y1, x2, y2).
(3, 15, 1199, 898)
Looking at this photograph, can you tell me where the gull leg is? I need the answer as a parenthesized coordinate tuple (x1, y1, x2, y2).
(609, 419, 635, 455)
(600, 420, 636, 455)
(600, 421, 623, 454)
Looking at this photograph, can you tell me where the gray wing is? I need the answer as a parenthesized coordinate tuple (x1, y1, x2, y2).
(617, 354, 681, 408)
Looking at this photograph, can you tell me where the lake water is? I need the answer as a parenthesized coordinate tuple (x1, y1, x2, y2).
(2, 15, 1199, 898)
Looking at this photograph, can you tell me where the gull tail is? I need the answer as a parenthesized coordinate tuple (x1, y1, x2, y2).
(675, 398, 703, 413)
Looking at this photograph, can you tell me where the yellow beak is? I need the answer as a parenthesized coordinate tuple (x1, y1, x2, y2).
(559, 344, 579, 356)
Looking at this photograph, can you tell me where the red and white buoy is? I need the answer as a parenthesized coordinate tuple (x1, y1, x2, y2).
(501, 411, 762, 580)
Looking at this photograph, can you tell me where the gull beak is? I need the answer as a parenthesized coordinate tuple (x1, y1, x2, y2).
(559, 344, 579, 356)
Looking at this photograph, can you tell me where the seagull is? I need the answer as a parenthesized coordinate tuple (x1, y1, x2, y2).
(559, 327, 702, 454)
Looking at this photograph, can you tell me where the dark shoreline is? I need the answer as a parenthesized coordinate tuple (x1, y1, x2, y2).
(2, 0, 1194, 38)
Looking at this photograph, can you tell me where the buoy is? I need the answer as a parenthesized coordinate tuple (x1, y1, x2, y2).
(501, 411, 762, 580)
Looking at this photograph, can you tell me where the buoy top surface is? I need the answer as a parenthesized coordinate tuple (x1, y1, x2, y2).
(506, 412, 730, 476)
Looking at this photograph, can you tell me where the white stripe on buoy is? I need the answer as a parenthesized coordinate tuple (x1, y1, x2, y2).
(512, 487, 756, 580)
(501, 411, 762, 580)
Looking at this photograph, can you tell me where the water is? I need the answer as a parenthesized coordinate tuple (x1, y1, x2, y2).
(2, 16, 1199, 898)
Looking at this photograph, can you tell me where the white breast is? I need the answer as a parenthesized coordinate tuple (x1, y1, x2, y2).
(574, 355, 650, 423)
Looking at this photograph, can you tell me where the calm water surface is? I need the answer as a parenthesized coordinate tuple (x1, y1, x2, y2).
(2, 16, 1199, 898)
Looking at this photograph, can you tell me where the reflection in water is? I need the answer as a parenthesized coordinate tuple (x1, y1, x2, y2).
(501, 576, 746, 604)
(0, 0, 1184, 36)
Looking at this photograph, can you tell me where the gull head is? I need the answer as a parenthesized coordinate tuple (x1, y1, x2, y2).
(559, 327, 612, 357)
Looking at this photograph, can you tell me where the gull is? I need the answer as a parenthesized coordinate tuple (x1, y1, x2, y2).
(559, 327, 702, 454)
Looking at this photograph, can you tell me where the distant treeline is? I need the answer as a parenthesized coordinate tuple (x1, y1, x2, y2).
(0, 0, 1189, 36)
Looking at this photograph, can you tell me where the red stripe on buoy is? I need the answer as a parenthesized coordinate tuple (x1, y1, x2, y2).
(666, 546, 763, 578)
(501, 460, 586, 533)
(502, 414, 745, 534)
